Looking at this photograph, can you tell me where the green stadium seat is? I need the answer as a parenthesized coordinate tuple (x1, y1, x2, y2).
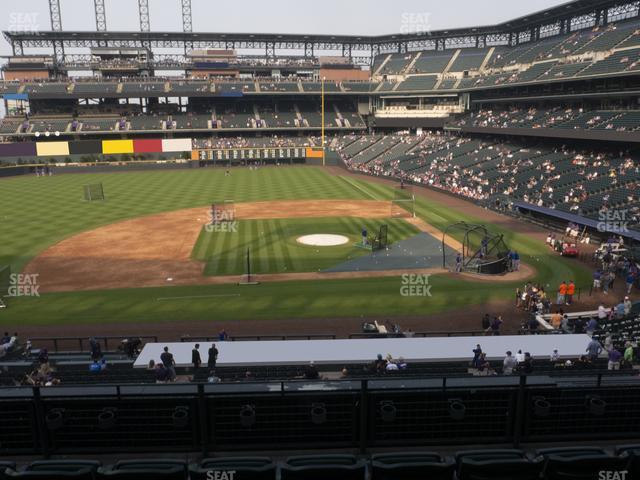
(280, 454, 366, 480)
(370, 452, 455, 480)
(190, 457, 276, 480)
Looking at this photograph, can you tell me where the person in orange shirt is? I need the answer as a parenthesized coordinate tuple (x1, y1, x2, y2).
(557, 281, 567, 305)
(566, 281, 576, 305)
(551, 311, 562, 329)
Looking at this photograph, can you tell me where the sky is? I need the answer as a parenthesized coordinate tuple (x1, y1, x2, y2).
(0, 0, 572, 58)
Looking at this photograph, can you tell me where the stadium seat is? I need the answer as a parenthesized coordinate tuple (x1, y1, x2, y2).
(279, 454, 366, 480)
(0, 469, 95, 479)
(536, 448, 629, 480)
(189, 457, 276, 480)
(370, 452, 455, 480)
(0, 465, 15, 473)
(97, 460, 187, 480)
(456, 449, 542, 480)
(27, 460, 102, 473)
(616, 445, 640, 479)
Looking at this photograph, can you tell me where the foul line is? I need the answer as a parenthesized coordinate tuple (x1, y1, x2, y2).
(339, 176, 380, 200)
(156, 294, 241, 301)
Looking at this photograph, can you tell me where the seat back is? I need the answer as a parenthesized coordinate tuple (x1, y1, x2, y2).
(1, 468, 95, 480)
(191, 457, 276, 480)
(281, 455, 365, 480)
(544, 454, 629, 480)
(28, 461, 101, 473)
(458, 458, 543, 480)
(371, 453, 454, 480)
(97, 466, 186, 480)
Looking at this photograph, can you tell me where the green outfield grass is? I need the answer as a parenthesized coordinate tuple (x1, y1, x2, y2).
(0, 166, 592, 327)
(193, 217, 419, 276)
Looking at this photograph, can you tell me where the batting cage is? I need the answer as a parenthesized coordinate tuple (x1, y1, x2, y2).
(442, 222, 511, 274)
(355, 224, 389, 251)
(83, 183, 105, 201)
(391, 185, 415, 218)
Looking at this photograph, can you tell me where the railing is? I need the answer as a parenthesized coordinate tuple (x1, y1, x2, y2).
(180, 334, 337, 342)
(26, 336, 158, 353)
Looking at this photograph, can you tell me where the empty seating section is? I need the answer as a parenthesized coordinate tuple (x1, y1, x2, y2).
(173, 115, 210, 130)
(128, 115, 162, 131)
(574, 23, 639, 53)
(437, 78, 457, 90)
(28, 118, 69, 133)
(72, 83, 119, 96)
(168, 81, 210, 94)
(23, 83, 69, 95)
(378, 53, 413, 75)
(341, 82, 375, 92)
(302, 82, 341, 92)
(79, 118, 118, 132)
(215, 82, 255, 93)
(120, 83, 165, 95)
(349, 136, 400, 165)
(448, 50, 488, 72)
(397, 75, 438, 91)
(516, 61, 558, 82)
(408, 52, 454, 74)
(541, 61, 591, 79)
(0, 120, 20, 134)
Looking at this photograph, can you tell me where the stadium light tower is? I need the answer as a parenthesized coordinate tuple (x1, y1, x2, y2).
(48, 0, 62, 31)
(182, 0, 193, 53)
(138, 0, 150, 32)
(321, 76, 326, 167)
(94, 0, 107, 31)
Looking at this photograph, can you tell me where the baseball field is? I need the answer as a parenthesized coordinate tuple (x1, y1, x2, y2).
(0, 165, 592, 332)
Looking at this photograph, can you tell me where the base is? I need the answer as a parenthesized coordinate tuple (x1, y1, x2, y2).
(238, 275, 260, 286)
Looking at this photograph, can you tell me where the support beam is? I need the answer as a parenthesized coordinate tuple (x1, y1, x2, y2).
(49, 0, 62, 31)
(94, 0, 107, 31)
(138, 0, 150, 32)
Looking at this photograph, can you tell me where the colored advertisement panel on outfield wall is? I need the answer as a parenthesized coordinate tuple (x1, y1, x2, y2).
(102, 139, 135, 155)
(36, 141, 70, 157)
(161, 138, 192, 152)
(68, 140, 103, 155)
(133, 139, 163, 153)
(0, 142, 37, 157)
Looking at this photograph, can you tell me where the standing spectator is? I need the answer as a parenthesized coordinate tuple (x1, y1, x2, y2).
(513, 251, 520, 271)
(218, 329, 228, 342)
(593, 269, 602, 291)
(597, 305, 608, 321)
(89, 337, 102, 362)
(615, 300, 626, 319)
(490, 316, 503, 336)
(192, 344, 202, 370)
(557, 281, 567, 305)
(624, 296, 633, 317)
(160, 346, 176, 381)
(566, 281, 576, 305)
(521, 353, 533, 374)
(626, 272, 636, 295)
(207, 344, 219, 369)
(482, 314, 491, 331)
(586, 338, 603, 362)
(624, 341, 635, 366)
(586, 317, 598, 334)
(503, 351, 517, 375)
(608, 348, 622, 371)
(1, 332, 10, 345)
(472, 344, 483, 368)
(551, 311, 562, 329)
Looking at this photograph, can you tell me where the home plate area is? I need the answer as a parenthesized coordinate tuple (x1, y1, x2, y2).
(324, 232, 456, 272)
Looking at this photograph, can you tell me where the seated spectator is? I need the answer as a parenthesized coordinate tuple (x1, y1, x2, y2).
(503, 351, 517, 375)
(521, 352, 534, 374)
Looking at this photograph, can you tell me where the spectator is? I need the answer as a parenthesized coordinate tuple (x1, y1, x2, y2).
(586, 338, 603, 362)
(147, 359, 155, 370)
(37, 348, 49, 365)
(550, 349, 560, 362)
(490, 316, 503, 336)
(574, 316, 586, 334)
(1, 332, 10, 345)
(472, 344, 483, 368)
(561, 314, 569, 332)
(551, 311, 562, 329)
(586, 317, 598, 334)
(557, 281, 567, 305)
(160, 346, 176, 381)
(566, 281, 576, 305)
(207, 344, 219, 369)
(218, 329, 228, 341)
(89, 360, 103, 373)
(374, 354, 387, 374)
(521, 352, 533, 374)
(627, 272, 635, 295)
(503, 351, 517, 375)
(155, 364, 171, 383)
(482, 314, 491, 330)
(608, 348, 622, 370)
(615, 300, 626, 319)
(597, 304, 608, 320)
(624, 296, 633, 316)
(192, 344, 202, 370)
(624, 341, 635, 366)
(207, 370, 221, 383)
(89, 337, 102, 362)
(304, 361, 319, 380)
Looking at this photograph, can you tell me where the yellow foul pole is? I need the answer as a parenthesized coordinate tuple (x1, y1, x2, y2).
(321, 76, 326, 166)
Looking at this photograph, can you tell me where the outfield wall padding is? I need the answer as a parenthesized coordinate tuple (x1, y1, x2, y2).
(102, 139, 135, 155)
(0, 138, 193, 158)
(36, 141, 70, 157)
